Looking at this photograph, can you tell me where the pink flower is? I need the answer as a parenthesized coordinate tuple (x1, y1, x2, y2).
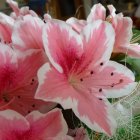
(67, 4, 140, 58)
(6, 0, 38, 19)
(35, 20, 137, 136)
(0, 109, 73, 140)
(0, 44, 55, 115)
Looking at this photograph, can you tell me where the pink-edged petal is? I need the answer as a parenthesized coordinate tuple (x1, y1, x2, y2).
(42, 19, 83, 73)
(87, 3, 106, 22)
(126, 44, 140, 58)
(35, 63, 117, 136)
(35, 63, 74, 109)
(26, 108, 68, 138)
(72, 94, 117, 136)
(78, 20, 115, 73)
(16, 50, 46, 83)
(0, 13, 14, 43)
(111, 16, 133, 53)
(115, 43, 140, 58)
(66, 17, 87, 33)
(0, 109, 29, 139)
(12, 15, 44, 51)
(97, 61, 137, 98)
(6, 0, 20, 16)
(107, 5, 116, 17)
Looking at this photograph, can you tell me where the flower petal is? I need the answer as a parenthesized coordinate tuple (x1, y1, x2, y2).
(0, 109, 29, 139)
(6, 0, 20, 16)
(111, 16, 133, 53)
(87, 3, 106, 22)
(0, 13, 14, 43)
(102, 61, 137, 98)
(107, 5, 116, 17)
(35, 63, 75, 109)
(42, 20, 83, 73)
(12, 15, 44, 51)
(35, 63, 117, 136)
(78, 20, 115, 73)
(26, 109, 68, 138)
(0, 44, 17, 90)
(66, 17, 87, 33)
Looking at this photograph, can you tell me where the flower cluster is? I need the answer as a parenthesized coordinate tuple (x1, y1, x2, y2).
(0, 0, 139, 139)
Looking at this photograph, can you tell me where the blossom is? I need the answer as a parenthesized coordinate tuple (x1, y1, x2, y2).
(0, 43, 55, 115)
(67, 4, 140, 58)
(0, 109, 73, 140)
(35, 20, 137, 135)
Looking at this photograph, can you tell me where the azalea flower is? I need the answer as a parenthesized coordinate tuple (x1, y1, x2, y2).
(0, 109, 73, 140)
(67, 4, 140, 58)
(6, 0, 38, 19)
(0, 43, 55, 115)
(35, 20, 137, 136)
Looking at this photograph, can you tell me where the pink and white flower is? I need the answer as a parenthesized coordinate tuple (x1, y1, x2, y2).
(0, 43, 54, 115)
(67, 4, 140, 58)
(0, 109, 73, 140)
(35, 20, 137, 136)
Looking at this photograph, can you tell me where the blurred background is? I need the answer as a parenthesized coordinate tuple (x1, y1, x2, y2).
(0, 0, 140, 29)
